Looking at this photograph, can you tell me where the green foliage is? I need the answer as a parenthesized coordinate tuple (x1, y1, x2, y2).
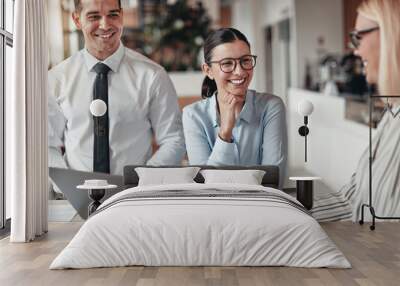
(143, 0, 212, 71)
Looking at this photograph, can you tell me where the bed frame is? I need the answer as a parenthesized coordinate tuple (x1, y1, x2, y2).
(123, 165, 280, 189)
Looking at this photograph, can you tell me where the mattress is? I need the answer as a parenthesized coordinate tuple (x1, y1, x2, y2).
(50, 183, 351, 269)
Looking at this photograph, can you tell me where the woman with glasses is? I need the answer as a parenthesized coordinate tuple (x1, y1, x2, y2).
(311, 0, 400, 223)
(182, 28, 287, 186)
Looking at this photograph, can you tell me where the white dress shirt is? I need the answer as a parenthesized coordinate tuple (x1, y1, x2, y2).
(48, 43, 185, 175)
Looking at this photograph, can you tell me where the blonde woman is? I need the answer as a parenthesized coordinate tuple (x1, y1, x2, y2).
(312, 0, 400, 222)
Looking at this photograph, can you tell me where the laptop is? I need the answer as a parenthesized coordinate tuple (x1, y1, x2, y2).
(49, 167, 124, 219)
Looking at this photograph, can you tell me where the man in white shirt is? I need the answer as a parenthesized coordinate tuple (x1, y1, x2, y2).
(48, 0, 185, 175)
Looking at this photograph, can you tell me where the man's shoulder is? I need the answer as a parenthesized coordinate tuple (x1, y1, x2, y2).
(48, 51, 84, 78)
(123, 47, 165, 73)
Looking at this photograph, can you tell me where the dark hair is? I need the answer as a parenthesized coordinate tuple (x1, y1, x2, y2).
(201, 28, 250, 98)
(74, 0, 122, 12)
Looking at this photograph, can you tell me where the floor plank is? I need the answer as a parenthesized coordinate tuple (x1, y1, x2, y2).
(0, 222, 399, 286)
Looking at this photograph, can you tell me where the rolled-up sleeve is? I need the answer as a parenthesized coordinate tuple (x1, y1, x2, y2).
(147, 69, 185, 165)
(207, 137, 238, 165)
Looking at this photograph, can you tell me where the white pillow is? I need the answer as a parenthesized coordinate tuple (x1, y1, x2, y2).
(135, 167, 201, 186)
(200, 169, 266, 185)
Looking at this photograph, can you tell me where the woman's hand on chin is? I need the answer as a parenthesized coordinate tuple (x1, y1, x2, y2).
(217, 91, 243, 142)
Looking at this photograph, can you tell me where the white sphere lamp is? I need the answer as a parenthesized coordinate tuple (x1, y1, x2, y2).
(90, 99, 107, 117)
(297, 100, 314, 116)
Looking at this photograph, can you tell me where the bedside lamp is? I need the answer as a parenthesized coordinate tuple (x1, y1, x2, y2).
(297, 100, 314, 162)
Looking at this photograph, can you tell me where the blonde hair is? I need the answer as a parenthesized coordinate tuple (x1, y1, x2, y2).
(358, 0, 400, 95)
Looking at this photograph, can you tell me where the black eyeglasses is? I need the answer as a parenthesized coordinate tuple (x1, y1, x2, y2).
(207, 55, 257, 73)
(349, 26, 379, 49)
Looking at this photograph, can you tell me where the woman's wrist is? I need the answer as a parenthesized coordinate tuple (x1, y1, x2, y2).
(218, 131, 233, 143)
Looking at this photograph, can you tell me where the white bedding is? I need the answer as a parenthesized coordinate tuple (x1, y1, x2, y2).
(50, 183, 351, 269)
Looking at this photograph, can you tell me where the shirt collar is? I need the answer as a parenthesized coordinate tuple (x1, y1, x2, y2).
(82, 41, 125, 73)
(210, 89, 254, 128)
(237, 90, 254, 123)
(210, 93, 219, 128)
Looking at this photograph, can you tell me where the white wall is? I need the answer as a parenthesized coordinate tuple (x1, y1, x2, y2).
(255, 0, 295, 95)
(231, 0, 297, 97)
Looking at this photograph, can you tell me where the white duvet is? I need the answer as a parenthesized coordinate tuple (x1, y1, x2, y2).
(50, 183, 351, 269)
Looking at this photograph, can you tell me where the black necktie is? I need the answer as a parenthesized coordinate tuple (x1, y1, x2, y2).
(93, 63, 111, 173)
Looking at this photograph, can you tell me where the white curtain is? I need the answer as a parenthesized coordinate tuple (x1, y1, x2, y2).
(8, 0, 49, 242)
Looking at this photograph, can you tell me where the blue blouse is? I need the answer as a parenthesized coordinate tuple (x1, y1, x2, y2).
(182, 89, 287, 186)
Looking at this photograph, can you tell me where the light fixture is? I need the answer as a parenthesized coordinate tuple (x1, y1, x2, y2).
(90, 99, 107, 117)
(90, 99, 107, 136)
(297, 100, 314, 162)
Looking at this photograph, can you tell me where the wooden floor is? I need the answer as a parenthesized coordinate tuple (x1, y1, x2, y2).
(0, 222, 399, 286)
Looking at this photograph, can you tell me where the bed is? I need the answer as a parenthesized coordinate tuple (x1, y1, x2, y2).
(50, 165, 350, 269)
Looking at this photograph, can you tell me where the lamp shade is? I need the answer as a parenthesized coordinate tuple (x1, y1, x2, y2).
(90, 99, 107, 117)
(297, 100, 314, 116)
